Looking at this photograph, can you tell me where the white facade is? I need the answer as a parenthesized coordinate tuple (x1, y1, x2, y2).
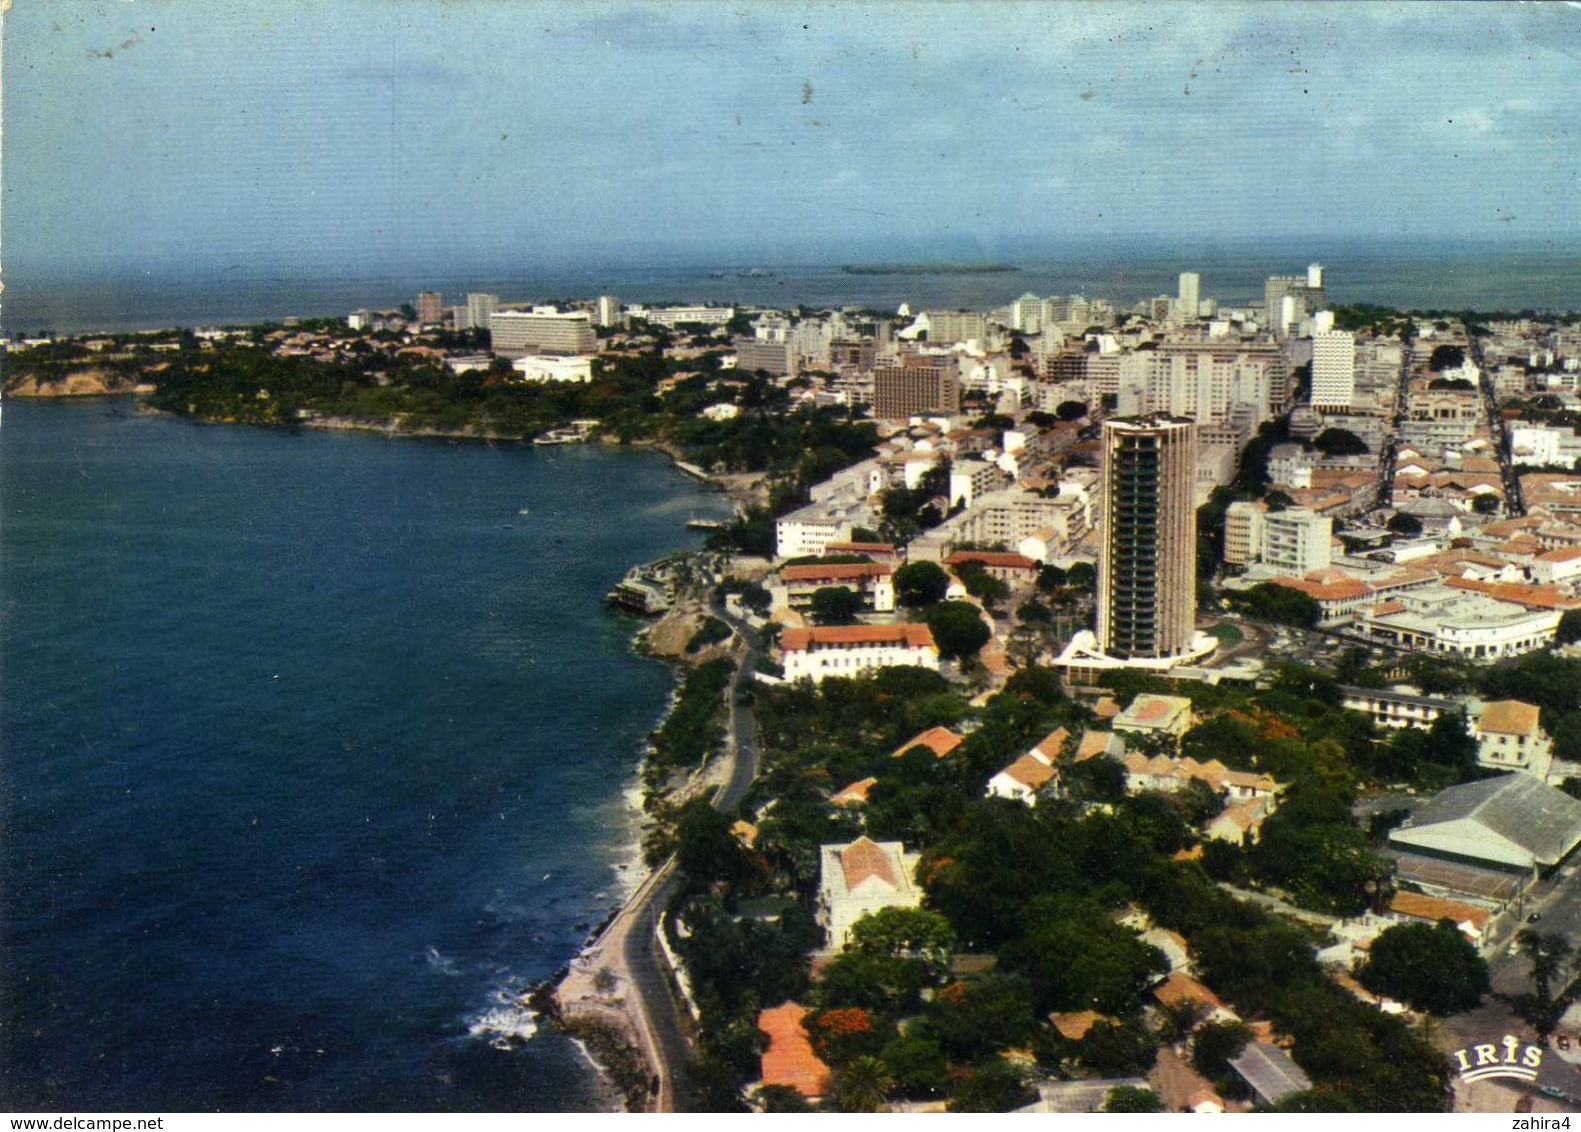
(780, 625, 940, 684)
(1312, 330, 1357, 411)
(511, 355, 594, 383)
(489, 308, 596, 356)
(1260, 508, 1332, 577)
(1177, 273, 1200, 319)
(817, 838, 922, 949)
(466, 293, 499, 331)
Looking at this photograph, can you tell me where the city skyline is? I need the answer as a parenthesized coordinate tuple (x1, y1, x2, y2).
(5, 2, 1581, 287)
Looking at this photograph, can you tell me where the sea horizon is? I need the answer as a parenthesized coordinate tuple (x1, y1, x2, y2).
(7, 235, 1580, 337)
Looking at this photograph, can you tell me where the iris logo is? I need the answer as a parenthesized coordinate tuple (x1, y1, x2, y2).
(1451, 1034, 1545, 1083)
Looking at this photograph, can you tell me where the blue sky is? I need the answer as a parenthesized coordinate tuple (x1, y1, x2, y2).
(5, 1, 1580, 282)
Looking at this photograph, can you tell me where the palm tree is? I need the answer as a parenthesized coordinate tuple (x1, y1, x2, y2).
(1517, 929, 1577, 1035)
(829, 1055, 896, 1113)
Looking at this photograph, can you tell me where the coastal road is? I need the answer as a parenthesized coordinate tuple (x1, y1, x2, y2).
(605, 589, 766, 1111)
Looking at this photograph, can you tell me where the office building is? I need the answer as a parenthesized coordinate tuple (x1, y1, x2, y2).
(1261, 508, 1332, 577)
(594, 295, 622, 328)
(466, 293, 499, 332)
(872, 361, 959, 419)
(1263, 269, 1326, 337)
(1312, 329, 1357, 411)
(416, 291, 445, 325)
(1097, 415, 1199, 661)
(488, 308, 597, 357)
(1177, 273, 1200, 319)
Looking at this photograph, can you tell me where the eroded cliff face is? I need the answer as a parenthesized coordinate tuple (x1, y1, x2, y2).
(6, 369, 148, 397)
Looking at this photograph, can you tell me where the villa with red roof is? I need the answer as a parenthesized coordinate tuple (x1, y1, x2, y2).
(757, 1003, 830, 1100)
(892, 725, 964, 759)
(1475, 699, 1553, 779)
(1112, 693, 1196, 738)
(780, 624, 939, 684)
(817, 836, 922, 948)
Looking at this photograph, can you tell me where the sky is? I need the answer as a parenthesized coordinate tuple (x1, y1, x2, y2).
(4, 1, 1581, 283)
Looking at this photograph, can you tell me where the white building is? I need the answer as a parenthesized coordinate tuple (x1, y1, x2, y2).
(817, 837, 923, 949)
(776, 562, 895, 614)
(1475, 700, 1554, 779)
(630, 305, 735, 329)
(774, 495, 877, 559)
(466, 293, 499, 332)
(1356, 585, 1560, 661)
(489, 308, 596, 357)
(594, 294, 622, 328)
(1312, 329, 1357, 411)
(1261, 508, 1332, 577)
(511, 354, 594, 383)
(1177, 272, 1200, 319)
(781, 624, 940, 684)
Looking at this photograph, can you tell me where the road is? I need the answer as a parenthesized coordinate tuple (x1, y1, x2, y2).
(605, 588, 765, 1111)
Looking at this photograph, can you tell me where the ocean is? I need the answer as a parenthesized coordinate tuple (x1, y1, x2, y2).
(0, 399, 732, 1111)
(5, 239, 1580, 336)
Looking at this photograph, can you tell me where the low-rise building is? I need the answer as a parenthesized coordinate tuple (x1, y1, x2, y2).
(781, 624, 939, 683)
(511, 354, 594, 383)
(777, 562, 895, 614)
(942, 550, 1040, 587)
(1389, 774, 1581, 878)
(892, 725, 964, 760)
(817, 837, 923, 948)
(1355, 584, 1561, 661)
(986, 751, 1057, 805)
(1475, 700, 1554, 779)
(1112, 693, 1196, 738)
(1339, 685, 1460, 731)
(1230, 1042, 1313, 1108)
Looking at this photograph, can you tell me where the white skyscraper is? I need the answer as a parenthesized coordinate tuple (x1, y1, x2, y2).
(1312, 329, 1356, 411)
(1307, 263, 1324, 289)
(1177, 273, 1200, 319)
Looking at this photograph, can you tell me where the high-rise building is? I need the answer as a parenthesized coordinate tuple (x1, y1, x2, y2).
(488, 308, 596, 357)
(466, 293, 499, 332)
(1177, 273, 1200, 319)
(594, 295, 622, 328)
(416, 291, 444, 325)
(1097, 415, 1199, 661)
(872, 361, 960, 419)
(1263, 270, 1326, 337)
(1312, 329, 1357, 411)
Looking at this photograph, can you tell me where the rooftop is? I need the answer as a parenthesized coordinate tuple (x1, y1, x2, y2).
(1230, 1041, 1313, 1104)
(1392, 774, 1581, 868)
(893, 726, 964, 760)
(1478, 700, 1542, 738)
(757, 1003, 830, 1099)
(781, 623, 937, 651)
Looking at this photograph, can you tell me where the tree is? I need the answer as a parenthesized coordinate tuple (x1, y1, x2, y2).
(809, 586, 863, 625)
(1056, 399, 1088, 421)
(946, 1059, 1035, 1113)
(828, 1055, 895, 1113)
(848, 907, 956, 973)
(924, 601, 992, 663)
(894, 561, 950, 607)
(1557, 609, 1581, 645)
(1471, 493, 1501, 515)
(1516, 930, 1577, 1035)
(757, 1085, 814, 1112)
(1192, 1020, 1255, 1085)
(1314, 428, 1369, 457)
(1077, 1019, 1159, 1076)
(956, 562, 1011, 609)
(1358, 921, 1489, 1014)
(1105, 1086, 1164, 1113)
(1387, 511, 1423, 537)
(1066, 561, 1097, 592)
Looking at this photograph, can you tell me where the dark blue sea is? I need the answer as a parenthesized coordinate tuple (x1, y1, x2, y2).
(0, 399, 731, 1111)
(5, 238, 1579, 335)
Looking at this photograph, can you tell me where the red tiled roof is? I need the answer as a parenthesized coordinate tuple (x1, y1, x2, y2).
(781, 623, 938, 651)
(944, 551, 1039, 570)
(840, 837, 898, 889)
(1390, 890, 1491, 931)
(1031, 726, 1071, 761)
(1443, 576, 1581, 610)
(831, 777, 878, 806)
(1153, 972, 1230, 1014)
(825, 541, 896, 556)
(1270, 576, 1372, 602)
(758, 1003, 830, 1098)
(893, 726, 964, 759)
(1478, 700, 1542, 737)
(999, 752, 1056, 790)
(781, 562, 891, 582)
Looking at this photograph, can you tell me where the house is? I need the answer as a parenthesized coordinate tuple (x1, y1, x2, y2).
(1029, 726, 1071, 763)
(757, 1003, 830, 1100)
(892, 725, 963, 760)
(817, 837, 923, 948)
(1152, 972, 1239, 1026)
(830, 777, 878, 807)
(1229, 1042, 1313, 1107)
(1112, 694, 1196, 738)
(1049, 1011, 1117, 1042)
(781, 624, 940, 684)
(1072, 729, 1125, 762)
(987, 751, 1057, 805)
(1474, 700, 1554, 779)
(1118, 753, 1282, 804)
(1207, 796, 1275, 846)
